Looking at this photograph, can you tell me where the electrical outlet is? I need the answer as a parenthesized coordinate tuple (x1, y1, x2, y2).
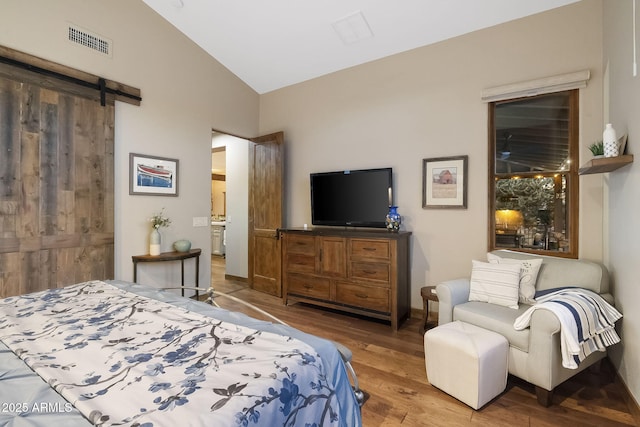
(192, 217, 209, 227)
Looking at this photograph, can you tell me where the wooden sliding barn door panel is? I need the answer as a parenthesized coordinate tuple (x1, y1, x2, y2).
(0, 76, 114, 298)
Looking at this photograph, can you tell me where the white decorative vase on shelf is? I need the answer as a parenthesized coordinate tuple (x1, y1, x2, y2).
(149, 228, 161, 256)
(603, 123, 619, 158)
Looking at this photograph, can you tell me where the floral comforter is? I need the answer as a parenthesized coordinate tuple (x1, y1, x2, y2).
(0, 281, 358, 426)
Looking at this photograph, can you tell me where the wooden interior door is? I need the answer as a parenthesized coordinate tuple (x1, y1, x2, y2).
(0, 73, 114, 298)
(248, 132, 284, 296)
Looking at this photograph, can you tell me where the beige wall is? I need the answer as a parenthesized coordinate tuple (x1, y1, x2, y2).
(0, 0, 259, 290)
(260, 0, 605, 311)
(603, 0, 640, 406)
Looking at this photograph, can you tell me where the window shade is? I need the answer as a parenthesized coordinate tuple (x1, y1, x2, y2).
(481, 70, 590, 103)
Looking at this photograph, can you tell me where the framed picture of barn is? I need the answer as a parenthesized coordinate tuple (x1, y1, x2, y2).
(422, 155, 467, 209)
(129, 153, 179, 196)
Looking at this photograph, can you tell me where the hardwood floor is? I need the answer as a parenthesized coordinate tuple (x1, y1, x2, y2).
(210, 256, 639, 426)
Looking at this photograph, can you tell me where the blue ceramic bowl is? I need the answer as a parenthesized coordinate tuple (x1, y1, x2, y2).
(173, 239, 192, 252)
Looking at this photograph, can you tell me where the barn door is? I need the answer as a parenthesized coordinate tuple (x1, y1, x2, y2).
(248, 132, 284, 296)
(0, 74, 115, 298)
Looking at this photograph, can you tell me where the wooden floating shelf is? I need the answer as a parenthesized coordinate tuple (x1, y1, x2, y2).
(579, 154, 634, 175)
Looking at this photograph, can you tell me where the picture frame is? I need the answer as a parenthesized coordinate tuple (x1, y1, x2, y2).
(129, 153, 179, 196)
(422, 155, 468, 209)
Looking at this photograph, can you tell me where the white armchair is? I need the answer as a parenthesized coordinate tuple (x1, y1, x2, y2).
(436, 250, 614, 406)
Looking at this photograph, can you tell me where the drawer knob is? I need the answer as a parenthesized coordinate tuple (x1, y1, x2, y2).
(355, 293, 368, 299)
(363, 270, 377, 275)
(304, 284, 313, 289)
(363, 247, 376, 252)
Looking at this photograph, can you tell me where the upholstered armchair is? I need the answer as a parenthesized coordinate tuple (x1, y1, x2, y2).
(436, 250, 615, 406)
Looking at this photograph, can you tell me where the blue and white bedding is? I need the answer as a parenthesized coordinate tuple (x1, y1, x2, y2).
(514, 287, 622, 369)
(0, 280, 361, 427)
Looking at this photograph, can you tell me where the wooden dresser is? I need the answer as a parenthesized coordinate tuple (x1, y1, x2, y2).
(281, 228, 411, 330)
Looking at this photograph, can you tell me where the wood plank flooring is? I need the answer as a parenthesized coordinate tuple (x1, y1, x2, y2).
(210, 256, 639, 426)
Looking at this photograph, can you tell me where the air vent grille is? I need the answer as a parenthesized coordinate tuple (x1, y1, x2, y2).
(68, 25, 111, 56)
(332, 11, 374, 45)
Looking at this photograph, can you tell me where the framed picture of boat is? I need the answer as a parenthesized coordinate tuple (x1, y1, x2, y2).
(129, 153, 179, 196)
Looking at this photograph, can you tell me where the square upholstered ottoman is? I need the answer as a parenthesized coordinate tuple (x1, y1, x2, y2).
(424, 320, 508, 409)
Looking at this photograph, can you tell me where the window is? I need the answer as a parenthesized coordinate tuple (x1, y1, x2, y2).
(488, 90, 578, 258)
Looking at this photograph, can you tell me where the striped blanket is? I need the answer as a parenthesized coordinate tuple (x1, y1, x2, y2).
(513, 288, 622, 369)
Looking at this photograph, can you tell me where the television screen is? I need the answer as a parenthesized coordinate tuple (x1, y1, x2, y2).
(310, 168, 392, 228)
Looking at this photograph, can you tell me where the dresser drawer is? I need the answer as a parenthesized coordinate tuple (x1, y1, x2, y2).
(286, 234, 316, 255)
(350, 239, 390, 260)
(285, 253, 316, 274)
(286, 274, 330, 299)
(336, 282, 389, 312)
(350, 261, 390, 284)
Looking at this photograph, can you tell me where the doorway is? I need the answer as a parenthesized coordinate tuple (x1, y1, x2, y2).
(210, 130, 284, 296)
(211, 145, 226, 258)
(211, 131, 250, 282)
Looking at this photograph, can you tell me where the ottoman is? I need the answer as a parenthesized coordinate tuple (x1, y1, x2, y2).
(424, 321, 508, 409)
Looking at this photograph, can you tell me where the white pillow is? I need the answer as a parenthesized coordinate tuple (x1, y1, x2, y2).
(469, 260, 522, 309)
(487, 253, 542, 304)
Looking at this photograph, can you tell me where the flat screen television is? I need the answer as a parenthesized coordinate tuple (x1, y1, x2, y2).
(310, 167, 392, 228)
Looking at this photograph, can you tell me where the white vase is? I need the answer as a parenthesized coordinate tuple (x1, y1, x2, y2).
(603, 123, 619, 158)
(150, 228, 161, 256)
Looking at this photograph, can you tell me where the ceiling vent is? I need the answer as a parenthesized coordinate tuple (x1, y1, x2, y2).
(67, 24, 112, 57)
(332, 11, 374, 45)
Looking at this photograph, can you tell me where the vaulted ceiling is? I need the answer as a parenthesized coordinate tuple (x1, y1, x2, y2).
(141, 0, 580, 94)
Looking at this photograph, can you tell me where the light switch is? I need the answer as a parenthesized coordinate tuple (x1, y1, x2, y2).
(192, 217, 209, 227)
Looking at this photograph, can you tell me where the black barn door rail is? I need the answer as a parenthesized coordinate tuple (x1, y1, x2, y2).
(0, 45, 141, 107)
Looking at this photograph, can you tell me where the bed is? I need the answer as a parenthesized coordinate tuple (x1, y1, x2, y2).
(0, 280, 362, 426)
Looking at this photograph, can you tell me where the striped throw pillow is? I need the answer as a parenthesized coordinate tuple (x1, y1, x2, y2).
(469, 260, 522, 309)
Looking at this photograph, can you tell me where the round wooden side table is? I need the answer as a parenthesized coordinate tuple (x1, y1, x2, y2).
(420, 285, 439, 335)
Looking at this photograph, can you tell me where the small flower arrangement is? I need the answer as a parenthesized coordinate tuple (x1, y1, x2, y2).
(149, 208, 171, 229)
